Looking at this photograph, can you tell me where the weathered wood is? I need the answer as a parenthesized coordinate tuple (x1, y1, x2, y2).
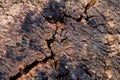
(0, 0, 120, 80)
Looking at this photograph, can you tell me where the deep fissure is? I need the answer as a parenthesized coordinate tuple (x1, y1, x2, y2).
(9, 60, 39, 80)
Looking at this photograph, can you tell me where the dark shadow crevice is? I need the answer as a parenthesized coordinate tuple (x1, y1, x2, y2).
(9, 60, 39, 80)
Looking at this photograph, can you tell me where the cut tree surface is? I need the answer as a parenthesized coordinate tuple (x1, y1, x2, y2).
(0, 0, 120, 80)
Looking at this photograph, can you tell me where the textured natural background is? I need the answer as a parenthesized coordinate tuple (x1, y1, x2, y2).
(0, 0, 120, 80)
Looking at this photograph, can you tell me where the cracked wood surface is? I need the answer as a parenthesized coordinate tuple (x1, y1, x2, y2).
(0, 0, 120, 80)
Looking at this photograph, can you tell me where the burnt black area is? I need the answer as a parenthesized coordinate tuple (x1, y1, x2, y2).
(21, 35, 28, 47)
(21, 11, 34, 32)
(37, 56, 94, 80)
(29, 39, 43, 51)
(13, 55, 27, 62)
(0, 72, 6, 80)
(36, 71, 48, 80)
(54, 56, 94, 80)
(88, 18, 97, 28)
(77, 64, 94, 80)
(19, 48, 26, 52)
(42, 1, 65, 23)
(6, 49, 14, 58)
(6, 48, 28, 62)
(55, 56, 69, 79)
(21, 11, 43, 33)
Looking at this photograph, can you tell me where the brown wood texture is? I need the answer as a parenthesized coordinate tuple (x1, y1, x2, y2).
(0, 0, 120, 80)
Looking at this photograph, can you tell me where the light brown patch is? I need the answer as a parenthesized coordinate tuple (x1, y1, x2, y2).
(107, 21, 115, 28)
(48, 23, 56, 30)
(56, 21, 64, 28)
(105, 70, 113, 79)
(0, 35, 4, 44)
